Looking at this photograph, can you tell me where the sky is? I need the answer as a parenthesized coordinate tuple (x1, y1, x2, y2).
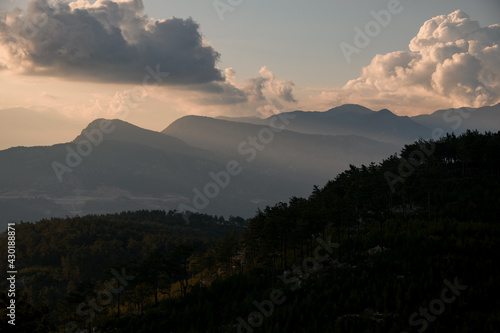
(0, 0, 499, 149)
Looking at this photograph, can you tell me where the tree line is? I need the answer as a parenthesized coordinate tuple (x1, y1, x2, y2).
(1, 130, 499, 332)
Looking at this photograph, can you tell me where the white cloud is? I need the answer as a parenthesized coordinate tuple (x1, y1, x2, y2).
(156, 66, 298, 118)
(310, 10, 500, 115)
(258, 66, 297, 103)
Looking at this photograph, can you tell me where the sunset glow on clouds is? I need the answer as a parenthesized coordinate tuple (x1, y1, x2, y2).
(0, 0, 221, 83)
(0, 0, 499, 148)
(309, 10, 500, 115)
(0, 0, 299, 123)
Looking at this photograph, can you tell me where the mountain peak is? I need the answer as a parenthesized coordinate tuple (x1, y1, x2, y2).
(73, 118, 133, 142)
(376, 108, 396, 116)
(325, 104, 373, 115)
(71, 118, 194, 155)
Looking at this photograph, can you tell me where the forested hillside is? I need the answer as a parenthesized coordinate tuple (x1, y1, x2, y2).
(1, 130, 500, 332)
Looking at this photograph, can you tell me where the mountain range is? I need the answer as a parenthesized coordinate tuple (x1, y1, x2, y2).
(0, 103, 498, 229)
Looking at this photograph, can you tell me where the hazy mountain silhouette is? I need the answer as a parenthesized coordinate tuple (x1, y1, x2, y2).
(0, 119, 234, 229)
(216, 115, 265, 125)
(0, 116, 398, 229)
(163, 115, 399, 181)
(1, 103, 498, 229)
(217, 104, 432, 146)
(411, 103, 500, 134)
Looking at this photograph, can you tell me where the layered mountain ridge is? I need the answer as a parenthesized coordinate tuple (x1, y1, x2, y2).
(0, 103, 498, 229)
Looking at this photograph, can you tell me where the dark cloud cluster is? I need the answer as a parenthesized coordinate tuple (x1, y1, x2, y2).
(0, 0, 223, 84)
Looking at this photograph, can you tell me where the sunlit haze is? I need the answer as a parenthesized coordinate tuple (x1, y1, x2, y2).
(0, 0, 499, 149)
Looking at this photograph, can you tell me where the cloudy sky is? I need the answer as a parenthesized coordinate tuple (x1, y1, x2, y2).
(0, 0, 499, 148)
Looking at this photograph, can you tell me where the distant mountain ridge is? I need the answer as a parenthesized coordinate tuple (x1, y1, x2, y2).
(0, 103, 498, 229)
(215, 103, 500, 143)
(212, 104, 432, 146)
(162, 115, 399, 177)
(410, 103, 500, 134)
(73, 118, 209, 158)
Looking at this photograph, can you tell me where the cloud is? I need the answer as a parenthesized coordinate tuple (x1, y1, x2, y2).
(313, 10, 500, 115)
(149, 66, 298, 118)
(258, 66, 297, 103)
(224, 66, 298, 105)
(0, 0, 297, 119)
(39, 91, 57, 100)
(0, 0, 222, 84)
(202, 66, 297, 114)
(42, 65, 298, 124)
